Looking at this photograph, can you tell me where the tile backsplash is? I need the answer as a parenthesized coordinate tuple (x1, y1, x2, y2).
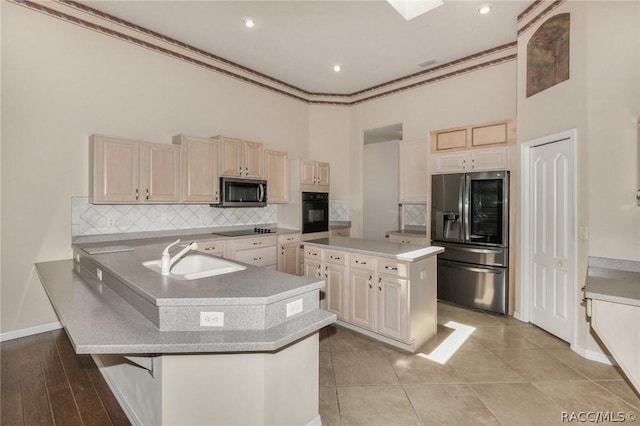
(402, 204, 427, 227)
(330, 199, 350, 222)
(72, 197, 278, 236)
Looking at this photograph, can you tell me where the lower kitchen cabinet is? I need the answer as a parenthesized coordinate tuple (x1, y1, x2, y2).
(226, 235, 277, 269)
(348, 268, 376, 330)
(304, 245, 433, 350)
(277, 233, 301, 275)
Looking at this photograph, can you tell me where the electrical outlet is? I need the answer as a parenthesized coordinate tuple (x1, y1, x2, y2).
(107, 218, 115, 227)
(579, 226, 589, 241)
(200, 311, 224, 327)
(96, 268, 103, 281)
(286, 299, 303, 318)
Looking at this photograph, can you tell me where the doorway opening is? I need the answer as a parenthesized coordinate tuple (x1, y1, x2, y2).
(363, 123, 403, 240)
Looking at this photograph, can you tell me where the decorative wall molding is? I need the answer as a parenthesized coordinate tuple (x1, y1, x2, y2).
(517, 0, 567, 36)
(12, 0, 518, 106)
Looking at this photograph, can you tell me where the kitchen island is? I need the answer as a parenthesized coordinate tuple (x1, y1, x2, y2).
(303, 236, 444, 352)
(35, 232, 335, 426)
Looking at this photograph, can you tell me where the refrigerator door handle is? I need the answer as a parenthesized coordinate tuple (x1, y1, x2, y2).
(464, 174, 471, 242)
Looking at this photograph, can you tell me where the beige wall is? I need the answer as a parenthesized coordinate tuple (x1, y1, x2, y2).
(516, 1, 640, 356)
(342, 63, 518, 237)
(1, 3, 309, 334)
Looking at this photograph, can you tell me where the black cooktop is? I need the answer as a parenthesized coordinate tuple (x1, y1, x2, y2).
(212, 227, 275, 237)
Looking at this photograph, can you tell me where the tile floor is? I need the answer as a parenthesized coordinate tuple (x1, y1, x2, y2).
(319, 302, 640, 425)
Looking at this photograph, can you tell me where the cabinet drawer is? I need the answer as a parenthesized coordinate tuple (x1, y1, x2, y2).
(196, 240, 226, 255)
(350, 254, 376, 271)
(388, 234, 428, 245)
(233, 235, 276, 251)
(330, 228, 351, 237)
(378, 260, 408, 277)
(235, 246, 276, 267)
(279, 233, 301, 244)
(304, 246, 322, 259)
(325, 250, 346, 266)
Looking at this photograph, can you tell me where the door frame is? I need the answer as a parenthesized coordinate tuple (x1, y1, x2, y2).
(518, 129, 578, 347)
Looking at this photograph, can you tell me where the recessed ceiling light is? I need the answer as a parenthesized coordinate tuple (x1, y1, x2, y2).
(333, 65, 342, 73)
(243, 17, 256, 28)
(477, 3, 493, 14)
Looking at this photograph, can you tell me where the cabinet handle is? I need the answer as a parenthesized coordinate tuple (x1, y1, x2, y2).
(368, 274, 373, 288)
(402, 240, 410, 243)
(146, 188, 150, 200)
(355, 260, 367, 265)
(308, 251, 317, 256)
(253, 241, 262, 245)
(462, 159, 466, 170)
(384, 265, 398, 271)
(471, 159, 475, 169)
(214, 191, 218, 202)
(135, 189, 139, 200)
(330, 255, 341, 260)
(253, 257, 262, 261)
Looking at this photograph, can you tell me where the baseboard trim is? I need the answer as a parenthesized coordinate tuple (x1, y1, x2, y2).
(0, 322, 63, 342)
(572, 343, 616, 366)
(512, 310, 525, 322)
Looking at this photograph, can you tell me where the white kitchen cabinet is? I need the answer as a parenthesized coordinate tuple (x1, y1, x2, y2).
(226, 235, 277, 268)
(388, 233, 428, 245)
(217, 136, 264, 179)
(348, 266, 377, 331)
(303, 247, 347, 319)
(264, 149, 289, 203)
(300, 160, 330, 192)
(377, 274, 408, 341)
(433, 146, 510, 174)
(90, 135, 180, 204)
(173, 134, 220, 203)
(277, 233, 301, 275)
(399, 139, 429, 204)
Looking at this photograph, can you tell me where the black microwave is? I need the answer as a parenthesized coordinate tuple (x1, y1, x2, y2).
(218, 177, 267, 207)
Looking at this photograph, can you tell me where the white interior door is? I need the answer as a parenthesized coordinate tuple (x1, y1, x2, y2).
(529, 139, 573, 341)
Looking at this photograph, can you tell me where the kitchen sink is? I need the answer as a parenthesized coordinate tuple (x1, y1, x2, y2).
(143, 254, 246, 280)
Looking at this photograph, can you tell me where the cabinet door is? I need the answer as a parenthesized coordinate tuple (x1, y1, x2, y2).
(471, 121, 509, 148)
(220, 137, 243, 177)
(265, 149, 289, 203)
(279, 243, 300, 275)
(435, 129, 468, 152)
(377, 275, 408, 341)
(144, 143, 180, 203)
(399, 139, 429, 203)
(91, 135, 140, 203)
(301, 160, 317, 185)
(180, 136, 219, 203)
(244, 141, 263, 178)
(304, 259, 324, 308)
(316, 162, 330, 186)
(325, 264, 348, 320)
(434, 152, 467, 173)
(469, 147, 509, 171)
(348, 269, 376, 331)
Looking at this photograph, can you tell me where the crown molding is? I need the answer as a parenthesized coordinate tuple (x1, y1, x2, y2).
(12, 0, 520, 106)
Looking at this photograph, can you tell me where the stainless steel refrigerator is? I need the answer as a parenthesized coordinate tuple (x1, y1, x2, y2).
(431, 171, 509, 314)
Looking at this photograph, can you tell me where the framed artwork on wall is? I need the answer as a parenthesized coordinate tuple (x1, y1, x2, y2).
(526, 13, 570, 97)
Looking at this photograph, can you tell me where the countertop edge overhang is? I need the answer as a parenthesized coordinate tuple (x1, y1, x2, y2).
(303, 236, 444, 262)
(35, 260, 336, 354)
(584, 256, 640, 307)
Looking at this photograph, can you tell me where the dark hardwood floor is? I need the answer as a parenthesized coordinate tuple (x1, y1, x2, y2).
(1, 329, 130, 425)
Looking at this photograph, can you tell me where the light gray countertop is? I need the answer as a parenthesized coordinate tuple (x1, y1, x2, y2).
(73, 239, 320, 307)
(303, 237, 444, 262)
(35, 260, 335, 354)
(585, 257, 640, 307)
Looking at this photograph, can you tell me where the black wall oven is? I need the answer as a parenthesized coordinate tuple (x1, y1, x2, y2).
(302, 192, 329, 234)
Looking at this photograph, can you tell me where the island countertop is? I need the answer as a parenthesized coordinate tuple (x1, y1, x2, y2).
(584, 256, 640, 307)
(303, 236, 444, 261)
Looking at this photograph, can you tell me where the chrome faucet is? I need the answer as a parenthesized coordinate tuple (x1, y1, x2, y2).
(160, 239, 199, 275)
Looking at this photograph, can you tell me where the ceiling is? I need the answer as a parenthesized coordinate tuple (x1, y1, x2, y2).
(78, 0, 531, 95)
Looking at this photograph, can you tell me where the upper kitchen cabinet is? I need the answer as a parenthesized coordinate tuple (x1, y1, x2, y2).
(264, 149, 289, 203)
(216, 136, 263, 179)
(430, 119, 516, 153)
(172, 134, 220, 203)
(90, 135, 180, 204)
(433, 146, 510, 174)
(399, 139, 429, 204)
(300, 160, 330, 192)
